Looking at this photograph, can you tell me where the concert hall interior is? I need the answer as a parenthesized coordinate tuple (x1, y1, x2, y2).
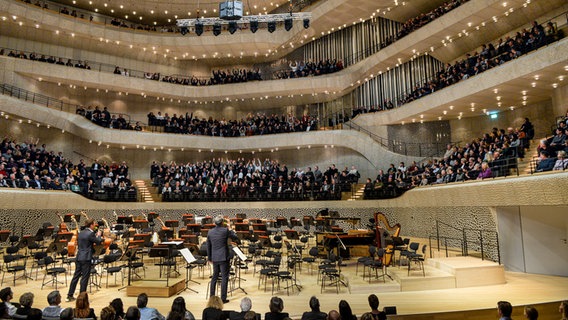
(0, 0, 568, 318)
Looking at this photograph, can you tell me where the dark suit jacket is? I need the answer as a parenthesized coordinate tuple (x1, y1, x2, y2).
(76, 228, 102, 262)
(206, 225, 238, 262)
(264, 312, 288, 320)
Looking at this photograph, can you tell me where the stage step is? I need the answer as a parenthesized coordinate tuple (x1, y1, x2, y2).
(427, 256, 505, 288)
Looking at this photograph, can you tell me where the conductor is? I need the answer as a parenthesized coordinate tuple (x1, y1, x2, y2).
(66, 218, 103, 302)
(207, 215, 239, 303)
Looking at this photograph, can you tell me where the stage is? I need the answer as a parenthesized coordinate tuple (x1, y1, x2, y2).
(6, 252, 568, 319)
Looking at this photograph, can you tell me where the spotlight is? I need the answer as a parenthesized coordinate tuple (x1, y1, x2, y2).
(213, 23, 221, 36)
(228, 21, 237, 34)
(303, 18, 310, 29)
(250, 20, 258, 33)
(195, 23, 203, 36)
(180, 26, 188, 35)
(267, 21, 276, 33)
(284, 18, 293, 31)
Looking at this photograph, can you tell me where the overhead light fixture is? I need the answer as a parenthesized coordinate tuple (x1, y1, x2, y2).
(303, 18, 310, 29)
(228, 21, 237, 34)
(267, 21, 276, 33)
(195, 22, 203, 36)
(284, 17, 293, 31)
(250, 20, 258, 33)
(213, 23, 221, 36)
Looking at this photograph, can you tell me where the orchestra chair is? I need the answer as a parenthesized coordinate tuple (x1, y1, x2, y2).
(399, 242, 418, 267)
(41, 256, 67, 289)
(1, 245, 28, 286)
(302, 247, 319, 275)
(276, 259, 300, 295)
(196, 242, 210, 279)
(257, 255, 281, 293)
(363, 246, 384, 282)
(320, 254, 341, 293)
(101, 254, 123, 288)
(31, 251, 48, 280)
(188, 245, 207, 279)
(407, 244, 427, 277)
(271, 234, 283, 252)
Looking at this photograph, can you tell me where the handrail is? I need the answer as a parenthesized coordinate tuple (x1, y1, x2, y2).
(433, 220, 501, 263)
(0, 84, 132, 125)
(344, 120, 456, 157)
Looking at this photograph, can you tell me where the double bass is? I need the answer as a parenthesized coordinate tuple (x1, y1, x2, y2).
(374, 212, 401, 266)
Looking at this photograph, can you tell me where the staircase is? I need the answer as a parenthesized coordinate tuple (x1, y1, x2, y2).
(517, 138, 541, 174)
(344, 183, 365, 201)
(134, 180, 160, 202)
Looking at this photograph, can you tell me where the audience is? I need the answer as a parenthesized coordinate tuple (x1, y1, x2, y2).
(137, 293, 165, 320)
(523, 306, 538, 320)
(110, 298, 125, 320)
(229, 298, 256, 320)
(15, 292, 41, 318)
(497, 301, 513, 320)
(60, 308, 73, 320)
(367, 294, 386, 320)
(327, 310, 340, 320)
(101, 306, 117, 320)
(338, 300, 356, 320)
(300, 296, 326, 320)
(73, 292, 97, 320)
(276, 59, 343, 79)
(0, 287, 18, 317)
(167, 297, 195, 320)
(42, 291, 63, 318)
(125, 307, 141, 320)
(202, 296, 225, 320)
(264, 297, 288, 320)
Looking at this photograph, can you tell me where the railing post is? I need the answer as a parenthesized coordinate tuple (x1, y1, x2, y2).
(444, 237, 448, 257)
(436, 220, 440, 251)
(496, 233, 501, 265)
(463, 229, 468, 257)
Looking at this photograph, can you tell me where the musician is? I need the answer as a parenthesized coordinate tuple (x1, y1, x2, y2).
(66, 218, 103, 302)
(206, 215, 239, 303)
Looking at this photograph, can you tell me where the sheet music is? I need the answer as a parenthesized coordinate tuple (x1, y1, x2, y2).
(179, 248, 197, 264)
(161, 241, 184, 246)
(232, 246, 247, 261)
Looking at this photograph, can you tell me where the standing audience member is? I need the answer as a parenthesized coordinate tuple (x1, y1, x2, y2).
(42, 291, 63, 317)
(137, 293, 165, 320)
(523, 306, 538, 320)
(498, 301, 513, 320)
(202, 296, 225, 320)
(264, 297, 288, 320)
(368, 294, 386, 320)
(300, 296, 326, 320)
(338, 300, 356, 320)
(167, 297, 195, 320)
(73, 292, 96, 320)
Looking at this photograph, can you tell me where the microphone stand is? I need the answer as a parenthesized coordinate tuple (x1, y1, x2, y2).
(334, 234, 350, 292)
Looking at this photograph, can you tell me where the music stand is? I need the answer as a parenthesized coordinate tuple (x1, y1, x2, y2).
(236, 213, 246, 220)
(236, 231, 251, 242)
(117, 216, 133, 225)
(132, 220, 149, 230)
(290, 218, 302, 228)
(179, 248, 198, 293)
(229, 246, 247, 294)
(186, 224, 201, 235)
(148, 212, 158, 221)
(46, 240, 68, 255)
(118, 247, 140, 290)
(133, 233, 151, 246)
(334, 234, 350, 291)
(201, 216, 212, 225)
(0, 230, 10, 243)
(158, 229, 174, 242)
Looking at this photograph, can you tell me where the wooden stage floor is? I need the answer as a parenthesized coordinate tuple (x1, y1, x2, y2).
(7, 255, 568, 319)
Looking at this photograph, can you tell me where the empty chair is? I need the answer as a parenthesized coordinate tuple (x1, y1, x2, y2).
(408, 244, 427, 277)
(101, 254, 123, 287)
(41, 256, 67, 289)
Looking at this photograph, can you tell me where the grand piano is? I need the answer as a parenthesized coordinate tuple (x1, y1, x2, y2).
(318, 230, 375, 258)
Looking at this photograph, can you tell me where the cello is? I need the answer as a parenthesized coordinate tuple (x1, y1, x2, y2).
(374, 212, 401, 266)
(67, 214, 80, 256)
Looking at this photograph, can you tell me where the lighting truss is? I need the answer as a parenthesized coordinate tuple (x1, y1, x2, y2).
(176, 12, 312, 27)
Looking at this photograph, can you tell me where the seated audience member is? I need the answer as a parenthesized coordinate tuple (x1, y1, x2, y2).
(0, 303, 10, 319)
(301, 296, 326, 320)
(73, 292, 96, 320)
(101, 307, 116, 320)
(125, 307, 141, 320)
(368, 294, 386, 320)
(27, 309, 42, 320)
(360, 313, 374, 320)
(0, 287, 18, 316)
(477, 161, 493, 179)
(167, 297, 195, 320)
(229, 298, 258, 320)
(60, 308, 73, 320)
(264, 297, 288, 320)
(523, 306, 538, 320)
(338, 300, 356, 320)
(536, 151, 556, 172)
(327, 310, 340, 320)
(137, 293, 165, 320)
(243, 312, 256, 320)
(15, 292, 41, 318)
(497, 301, 513, 320)
(553, 151, 568, 170)
(560, 300, 568, 320)
(110, 299, 125, 320)
(202, 296, 225, 320)
(42, 291, 63, 317)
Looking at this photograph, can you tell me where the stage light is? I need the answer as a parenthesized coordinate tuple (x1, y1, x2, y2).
(195, 23, 203, 36)
(180, 26, 188, 35)
(267, 21, 276, 33)
(303, 18, 310, 28)
(228, 21, 237, 34)
(250, 20, 258, 33)
(284, 18, 293, 31)
(213, 23, 221, 36)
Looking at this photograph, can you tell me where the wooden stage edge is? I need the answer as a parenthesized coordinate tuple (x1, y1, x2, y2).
(126, 279, 186, 297)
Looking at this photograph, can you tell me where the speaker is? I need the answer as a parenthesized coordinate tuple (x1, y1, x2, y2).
(250, 20, 258, 33)
(195, 23, 203, 36)
(228, 21, 237, 34)
(267, 21, 276, 33)
(284, 18, 293, 31)
(303, 18, 310, 29)
(213, 23, 222, 36)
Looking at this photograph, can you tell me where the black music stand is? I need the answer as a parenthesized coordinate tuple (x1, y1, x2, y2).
(149, 246, 174, 286)
(201, 216, 212, 225)
(117, 216, 133, 225)
(158, 229, 174, 242)
(179, 248, 199, 294)
(0, 230, 10, 243)
(119, 247, 140, 291)
(132, 220, 149, 230)
(55, 232, 73, 243)
(236, 213, 247, 220)
(186, 224, 201, 236)
(133, 234, 151, 246)
(148, 212, 158, 221)
(229, 246, 247, 295)
(333, 234, 350, 292)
